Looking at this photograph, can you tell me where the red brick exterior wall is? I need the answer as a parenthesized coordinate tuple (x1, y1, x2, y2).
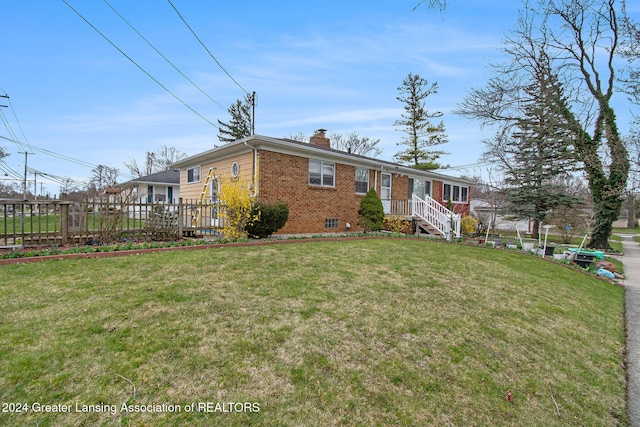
(256, 149, 470, 234)
(258, 150, 374, 234)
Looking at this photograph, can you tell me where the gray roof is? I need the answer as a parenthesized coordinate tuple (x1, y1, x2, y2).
(117, 169, 180, 187)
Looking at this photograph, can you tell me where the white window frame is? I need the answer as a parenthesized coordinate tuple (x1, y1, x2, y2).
(355, 168, 369, 194)
(443, 182, 469, 204)
(443, 183, 452, 202)
(309, 159, 335, 187)
(187, 166, 201, 183)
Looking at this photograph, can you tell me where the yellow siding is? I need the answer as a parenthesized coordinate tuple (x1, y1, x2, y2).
(179, 152, 255, 201)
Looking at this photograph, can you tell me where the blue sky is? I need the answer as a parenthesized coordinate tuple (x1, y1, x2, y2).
(1, 0, 638, 196)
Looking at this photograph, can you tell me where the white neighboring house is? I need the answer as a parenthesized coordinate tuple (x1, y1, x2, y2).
(470, 199, 533, 233)
(116, 169, 180, 204)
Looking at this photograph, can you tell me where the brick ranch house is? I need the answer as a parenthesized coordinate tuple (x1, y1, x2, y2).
(172, 130, 473, 238)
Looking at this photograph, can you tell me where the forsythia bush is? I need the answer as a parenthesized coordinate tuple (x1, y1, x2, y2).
(461, 214, 479, 236)
(218, 176, 257, 241)
(384, 214, 411, 234)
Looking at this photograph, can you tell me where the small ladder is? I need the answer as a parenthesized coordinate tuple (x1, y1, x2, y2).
(191, 167, 216, 228)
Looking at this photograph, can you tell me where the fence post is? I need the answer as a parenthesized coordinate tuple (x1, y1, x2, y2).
(177, 198, 184, 238)
(60, 193, 69, 245)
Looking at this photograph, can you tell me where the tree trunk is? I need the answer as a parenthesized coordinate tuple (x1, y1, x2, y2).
(586, 104, 629, 249)
(531, 219, 540, 240)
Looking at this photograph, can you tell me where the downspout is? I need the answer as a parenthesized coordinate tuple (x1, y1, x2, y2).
(244, 141, 259, 197)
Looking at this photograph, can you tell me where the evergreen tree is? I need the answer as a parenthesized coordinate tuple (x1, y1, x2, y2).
(501, 59, 581, 238)
(393, 73, 448, 169)
(218, 94, 252, 143)
(357, 188, 384, 232)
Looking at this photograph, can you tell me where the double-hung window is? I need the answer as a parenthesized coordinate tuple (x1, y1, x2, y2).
(355, 168, 369, 194)
(443, 183, 452, 202)
(309, 160, 335, 187)
(187, 166, 201, 183)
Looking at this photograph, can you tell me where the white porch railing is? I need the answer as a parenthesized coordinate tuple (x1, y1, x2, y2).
(411, 194, 461, 240)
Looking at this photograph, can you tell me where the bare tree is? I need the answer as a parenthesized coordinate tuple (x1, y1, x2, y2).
(457, 0, 631, 249)
(330, 132, 382, 157)
(124, 145, 187, 178)
(87, 165, 120, 195)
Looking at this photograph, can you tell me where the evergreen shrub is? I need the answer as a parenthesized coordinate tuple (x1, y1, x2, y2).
(358, 189, 384, 232)
(246, 202, 289, 239)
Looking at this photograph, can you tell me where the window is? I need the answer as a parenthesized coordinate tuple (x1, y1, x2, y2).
(325, 218, 339, 229)
(309, 160, 335, 187)
(453, 185, 461, 202)
(443, 183, 451, 202)
(355, 168, 369, 194)
(231, 162, 240, 178)
(443, 183, 469, 203)
(187, 166, 201, 183)
(461, 186, 468, 203)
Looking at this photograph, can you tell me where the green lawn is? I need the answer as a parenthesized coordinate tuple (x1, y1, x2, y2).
(0, 239, 627, 426)
(0, 213, 146, 234)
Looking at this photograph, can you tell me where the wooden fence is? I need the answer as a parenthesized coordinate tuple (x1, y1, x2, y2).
(0, 197, 221, 248)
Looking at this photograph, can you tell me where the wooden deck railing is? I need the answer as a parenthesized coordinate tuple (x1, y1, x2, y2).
(0, 197, 223, 247)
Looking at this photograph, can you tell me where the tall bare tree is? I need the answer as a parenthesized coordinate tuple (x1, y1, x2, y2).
(457, 0, 631, 249)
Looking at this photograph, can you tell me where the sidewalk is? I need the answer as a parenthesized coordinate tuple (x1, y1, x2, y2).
(621, 234, 640, 426)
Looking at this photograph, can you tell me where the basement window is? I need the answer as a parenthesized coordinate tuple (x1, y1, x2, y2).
(325, 218, 339, 229)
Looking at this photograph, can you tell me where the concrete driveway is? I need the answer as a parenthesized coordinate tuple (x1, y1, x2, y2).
(621, 234, 640, 426)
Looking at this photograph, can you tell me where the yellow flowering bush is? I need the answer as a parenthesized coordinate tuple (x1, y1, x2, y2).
(218, 175, 258, 241)
(384, 215, 411, 234)
(461, 214, 479, 236)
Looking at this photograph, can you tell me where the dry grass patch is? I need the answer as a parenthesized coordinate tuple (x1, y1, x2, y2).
(0, 239, 627, 426)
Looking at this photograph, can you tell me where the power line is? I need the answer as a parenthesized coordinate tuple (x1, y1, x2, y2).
(0, 159, 23, 180)
(61, 0, 219, 129)
(1, 88, 32, 151)
(168, 0, 249, 96)
(0, 135, 134, 180)
(27, 167, 85, 186)
(102, 0, 225, 111)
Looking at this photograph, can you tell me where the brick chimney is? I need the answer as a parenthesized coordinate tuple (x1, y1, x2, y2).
(309, 128, 330, 148)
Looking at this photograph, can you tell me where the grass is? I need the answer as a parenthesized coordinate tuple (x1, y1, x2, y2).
(0, 212, 146, 234)
(0, 239, 627, 426)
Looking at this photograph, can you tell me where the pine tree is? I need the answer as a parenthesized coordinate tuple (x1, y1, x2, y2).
(393, 73, 448, 169)
(503, 58, 581, 238)
(217, 94, 252, 143)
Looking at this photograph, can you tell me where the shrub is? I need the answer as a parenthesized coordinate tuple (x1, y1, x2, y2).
(218, 176, 256, 241)
(384, 215, 412, 234)
(246, 202, 289, 239)
(358, 189, 384, 232)
(461, 215, 479, 236)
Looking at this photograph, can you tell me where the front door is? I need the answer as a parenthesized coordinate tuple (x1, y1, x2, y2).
(381, 173, 392, 214)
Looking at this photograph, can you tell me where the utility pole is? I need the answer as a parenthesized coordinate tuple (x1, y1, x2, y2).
(251, 91, 256, 135)
(18, 151, 34, 200)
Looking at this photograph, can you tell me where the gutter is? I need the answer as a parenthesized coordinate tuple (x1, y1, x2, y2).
(244, 141, 259, 197)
